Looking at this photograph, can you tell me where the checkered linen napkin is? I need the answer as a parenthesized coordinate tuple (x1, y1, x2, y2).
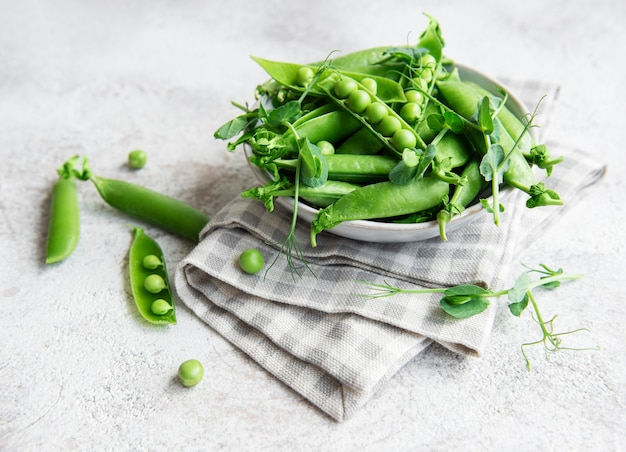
(174, 80, 606, 421)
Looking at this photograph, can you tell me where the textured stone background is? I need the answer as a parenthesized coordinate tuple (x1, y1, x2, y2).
(1, 0, 624, 450)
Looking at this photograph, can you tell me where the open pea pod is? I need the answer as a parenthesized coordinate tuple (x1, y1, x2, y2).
(128, 227, 176, 325)
(251, 56, 407, 103)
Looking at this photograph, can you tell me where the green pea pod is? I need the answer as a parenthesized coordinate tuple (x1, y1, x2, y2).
(128, 227, 176, 325)
(437, 80, 563, 209)
(251, 56, 407, 103)
(275, 154, 398, 183)
(310, 176, 449, 246)
(45, 176, 80, 264)
(89, 176, 209, 243)
(243, 179, 359, 210)
(430, 133, 474, 185)
(291, 102, 336, 128)
(434, 133, 473, 168)
(322, 46, 401, 76)
(436, 80, 484, 120)
(415, 13, 445, 62)
(469, 83, 534, 156)
(335, 128, 384, 155)
(291, 109, 362, 149)
(317, 73, 426, 156)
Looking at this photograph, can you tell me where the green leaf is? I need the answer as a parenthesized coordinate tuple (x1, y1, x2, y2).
(299, 138, 328, 187)
(480, 144, 507, 183)
(265, 100, 302, 127)
(389, 158, 417, 185)
(508, 294, 529, 317)
(427, 114, 445, 132)
(443, 111, 464, 133)
(389, 146, 436, 185)
(443, 284, 490, 298)
(214, 115, 249, 140)
(508, 272, 532, 304)
(440, 295, 490, 319)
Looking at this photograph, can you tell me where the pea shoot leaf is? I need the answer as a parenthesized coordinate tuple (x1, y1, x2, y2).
(265, 100, 302, 128)
(508, 294, 529, 317)
(427, 114, 445, 132)
(508, 272, 532, 304)
(214, 115, 250, 140)
(443, 111, 465, 133)
(480, 144, 507, 183)
(299, 138, 328, 188)
(389, 145, 436, 185)
(440, 284, 491, 319)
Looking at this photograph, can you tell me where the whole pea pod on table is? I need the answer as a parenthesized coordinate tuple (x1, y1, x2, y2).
(55, 155, 210, 243)
(45, 157, 82, 264)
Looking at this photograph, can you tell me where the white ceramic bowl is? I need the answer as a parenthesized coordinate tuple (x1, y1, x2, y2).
(245, 64, 531, 243)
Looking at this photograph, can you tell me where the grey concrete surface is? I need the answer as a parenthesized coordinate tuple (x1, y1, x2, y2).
(1, 0, 624, 450)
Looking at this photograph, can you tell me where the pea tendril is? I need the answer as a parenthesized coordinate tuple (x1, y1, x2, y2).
(361, 263, 594, 369)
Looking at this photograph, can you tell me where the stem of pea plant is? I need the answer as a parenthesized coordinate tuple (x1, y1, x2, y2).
(529, 272, 583, 289)
(484, 133, 501, 226)
(522, 290, 556, 370)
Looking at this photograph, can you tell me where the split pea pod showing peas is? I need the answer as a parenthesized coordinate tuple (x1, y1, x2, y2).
(45, 175, 80, 264)
(317, 74, 426, 156)
(89, 176, 209, 243)
(128, 227, 176, 325)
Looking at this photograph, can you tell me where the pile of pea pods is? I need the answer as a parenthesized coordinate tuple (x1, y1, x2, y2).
(215, 15, 563, 246)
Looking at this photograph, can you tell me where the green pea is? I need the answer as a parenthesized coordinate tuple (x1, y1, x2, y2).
(365, 102, 388, 124)
(239, 248, 265, 274)
(142, 254, 163, 270)
(377, 116, 401, 137)
(391, 128, 417, 151)
(360, 77, 377, 95)
(346, 89, 371, 114)
(404, 90, 425, 105)
(150, 298, 172, 315)
(128, 150, 147, 169)
(334, 78, 358, 99)
(296, 66, 314, 87)
(400, 102, 422, 123)
(411, 77, 429, 91)
(144, 274, 167, 293)
(418, 67, 434, 83)
(316, 140, 335, 155)
(178, 359, 204, 387)
(420, 53, 437, 69)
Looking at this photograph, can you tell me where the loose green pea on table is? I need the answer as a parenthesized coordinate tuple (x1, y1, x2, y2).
(128, 149, 148, 169)
(178, 359, 204, 387)
(239, 248, 265, 274)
